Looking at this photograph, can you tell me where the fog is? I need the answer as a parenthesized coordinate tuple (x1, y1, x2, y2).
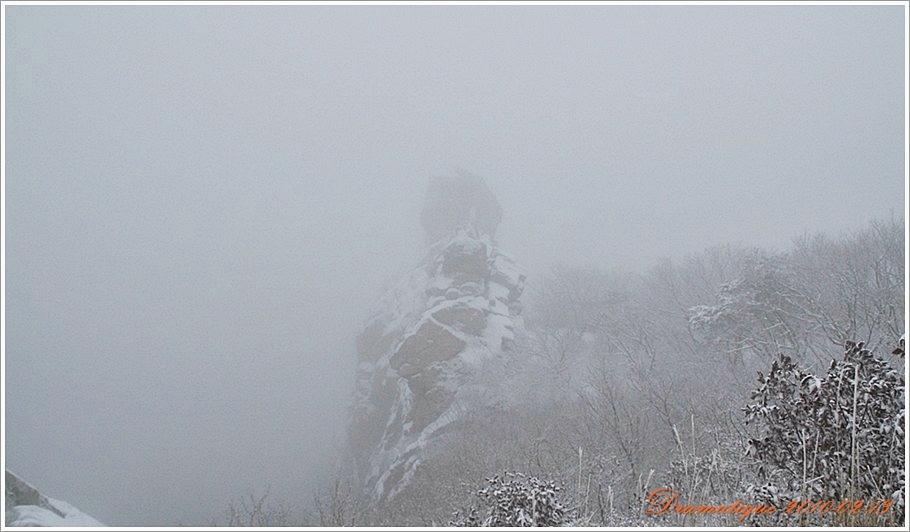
(2, 4, 905, 526)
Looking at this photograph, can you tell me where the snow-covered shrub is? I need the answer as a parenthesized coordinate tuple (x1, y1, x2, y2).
(450, 472, 570, 526)
(743, 340, 905, 525)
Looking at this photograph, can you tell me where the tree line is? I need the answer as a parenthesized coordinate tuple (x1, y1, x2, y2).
(216, 216, 904, 527)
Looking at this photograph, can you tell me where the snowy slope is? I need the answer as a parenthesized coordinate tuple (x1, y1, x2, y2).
(5, 470, 105, 527)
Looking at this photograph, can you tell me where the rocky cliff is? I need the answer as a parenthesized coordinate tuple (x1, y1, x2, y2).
(347, 172, 526, 503)
(5, 470, 105, 527)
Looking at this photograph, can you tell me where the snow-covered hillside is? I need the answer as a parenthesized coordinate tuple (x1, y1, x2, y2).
(5, 470, 105, 527)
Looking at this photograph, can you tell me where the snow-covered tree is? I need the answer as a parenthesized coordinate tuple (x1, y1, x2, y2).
(743, 340, 905, 525)
(451, 472, 570, 527)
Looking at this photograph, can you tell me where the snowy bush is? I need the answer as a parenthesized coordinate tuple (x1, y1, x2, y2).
(450, 472, 570, 527)
(743, 340, 905, 525)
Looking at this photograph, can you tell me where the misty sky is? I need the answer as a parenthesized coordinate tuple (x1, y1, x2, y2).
(3, 3, 906, 526)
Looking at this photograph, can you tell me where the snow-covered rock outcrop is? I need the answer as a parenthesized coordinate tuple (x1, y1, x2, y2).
(5, 470, 105, 527)
(348, 172, 526, 503)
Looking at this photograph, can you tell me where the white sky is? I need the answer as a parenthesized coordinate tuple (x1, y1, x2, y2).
(2, 1, 906, 526)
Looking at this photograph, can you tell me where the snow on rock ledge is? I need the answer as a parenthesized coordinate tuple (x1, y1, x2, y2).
(347, 172, 526, 504)
(5, 470, 105, 527)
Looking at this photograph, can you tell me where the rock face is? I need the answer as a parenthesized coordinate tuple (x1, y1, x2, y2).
(420, 171, 503, 243)
(5, 470, 105, 527)
(348, 172, 525, 503)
